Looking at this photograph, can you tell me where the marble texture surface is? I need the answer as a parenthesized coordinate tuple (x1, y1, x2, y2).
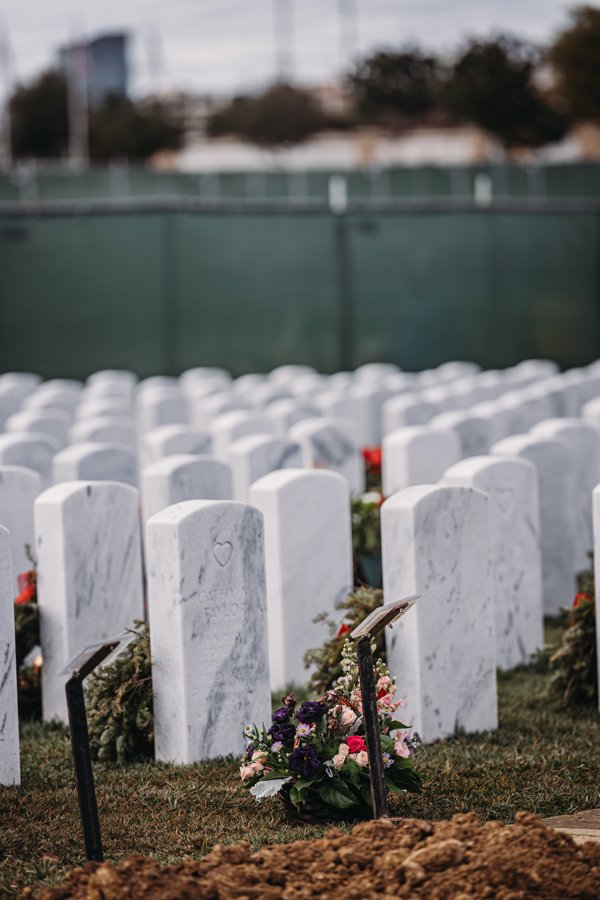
(581, 397, 600, 431)
(190, 393, 249, 430)
(349, 384, 395, 446)
(0, 465, 42, 580)
(5, 411, 70, 448)
(382, 485, 497, 742)
(144, 425, 212, 464)
(266, 399, 320, 434)
(141, 454, 233, 520)
(0, 433, 59, 488)
(289, 418, 364, 495)
(210, 411, 275, 459)
(53, 443, 138, 488)
(136, 387, 189, 433)
(69, 417, 137, 448)
(250, 469, 353, 690)
(492, 435, 577, 614)
(0, 525, 20, 785)
(226, 434, 303, 501)
(35, 481, 144, 723)
(430, 411, 491, 457)
(531, 418, 600, 571)
(382, 395, 438, 436)
(382, 426, 461, 497)
(443, 456, 544, 669)
(146, 500, 271, 763)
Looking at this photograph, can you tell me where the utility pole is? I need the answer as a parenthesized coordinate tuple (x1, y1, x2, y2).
(66, 25, 89, 168)
(273, 0, 294, 83)
(337, 0, 359, 80)
(0, 16, 14, 169)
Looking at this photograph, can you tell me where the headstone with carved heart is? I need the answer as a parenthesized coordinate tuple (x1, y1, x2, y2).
(442, 455, 544, 669)
(146, 499, 270, 763)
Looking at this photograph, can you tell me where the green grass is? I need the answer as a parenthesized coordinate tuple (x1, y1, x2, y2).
(1, 619, 599, 896)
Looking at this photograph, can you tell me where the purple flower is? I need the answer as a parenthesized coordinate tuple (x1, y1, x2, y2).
(244, 744, 255, 760)
(268, 723, 295, 744)
(271, 741, 283, 753)
(297, 701, 327, 724)
(271, 706, 291, 724)
(290, 745, 322, 778)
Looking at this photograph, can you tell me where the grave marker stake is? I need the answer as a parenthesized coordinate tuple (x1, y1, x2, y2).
(63, 636, 133, 862)
(351, 595, 419, 820)
(355, 634, 389, 818)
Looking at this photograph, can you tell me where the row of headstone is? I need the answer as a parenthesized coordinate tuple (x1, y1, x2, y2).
(3, 467, 353, 770)
(4, 359, 600, 780)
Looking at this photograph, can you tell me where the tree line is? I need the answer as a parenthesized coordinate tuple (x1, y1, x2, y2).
(6, 5, 600, 162)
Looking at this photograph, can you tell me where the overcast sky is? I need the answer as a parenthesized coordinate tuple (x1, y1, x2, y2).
(0, 0, 583, 99)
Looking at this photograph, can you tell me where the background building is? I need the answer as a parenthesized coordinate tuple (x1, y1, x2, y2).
(59, 33, 128, 108)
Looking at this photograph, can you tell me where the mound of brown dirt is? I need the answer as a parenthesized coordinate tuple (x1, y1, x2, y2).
(38, 812, 600, 899)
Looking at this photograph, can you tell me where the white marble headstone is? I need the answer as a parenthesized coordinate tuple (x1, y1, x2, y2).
(53, 443, 138, 488)
(382, 426, 461, 496)
(136, 387, 189, 433)
(0, 466, 42, 581)
(0, 525, 20, 785)
(143, 425, 211, 464)
(0, 434, 59, 488)
(69, 417, 137, 448)
(210, 411, 275, 458)
(146, 500, 271, 763)
(141, 454, 233, 520)
(289, 418, 365, 495)
(35, 481, 144, 722)
(492, 435, 577, 613)
(430, 410, 491, 458)
(382, 395, 438, 436)
(5, 411, 70, 448)
(250, 469, 353, 690)
(531, 418, 600, 571)
(443, 456, 544, 668)
(226, 434, 303, 502)
(382, 485, 497, 742)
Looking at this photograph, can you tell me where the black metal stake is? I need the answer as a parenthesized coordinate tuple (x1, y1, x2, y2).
(65, 675, 104, 861)
(356, 635, 389, 818)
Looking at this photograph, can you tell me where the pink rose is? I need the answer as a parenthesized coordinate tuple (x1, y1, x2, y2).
(354, 751, 369, 767)
(341, 707, 357, 727)
(332, 753, 346, 769)
(239, 764, 255, 782)
(338, 742, 350, 758)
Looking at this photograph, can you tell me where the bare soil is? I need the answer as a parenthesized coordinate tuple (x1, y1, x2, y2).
(36, 812, 600, 899)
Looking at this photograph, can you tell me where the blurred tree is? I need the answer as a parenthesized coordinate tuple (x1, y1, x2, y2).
(549, 5, 600, 122)
(348, 48, 442, 127)
(10, 70, 69, 159)
(89, 95, 183, 162)
(443, 35, 567, 147)
(207, 83, 327, 146)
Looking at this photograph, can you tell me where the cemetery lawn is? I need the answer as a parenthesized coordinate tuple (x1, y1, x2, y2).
(2, 620, 599, 897)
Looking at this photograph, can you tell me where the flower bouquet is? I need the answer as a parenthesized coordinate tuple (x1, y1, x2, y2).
(240, 640, 422, 821)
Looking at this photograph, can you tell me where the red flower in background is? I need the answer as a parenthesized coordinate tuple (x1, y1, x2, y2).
(573, 592, 591, 608)
(336, 623, 352, 638)
(362, 448, 382, 472)
(15, 570, 37, 605)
